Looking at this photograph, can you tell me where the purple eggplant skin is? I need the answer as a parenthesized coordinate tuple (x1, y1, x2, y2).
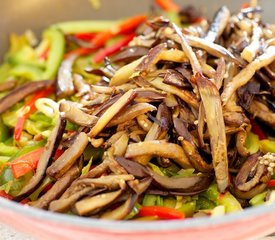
(56, 54, 77, 98)
(33, 163, 81, 209)
(13, 116, 67, 202)
(152, 173, 213, 193)
(0, 80, 53, 114)
(115, 156, 212, 194)
(46, 132, 89, 180)
(204, 6, 230, 42)
(146, 188, 210, 196)
(115, 156, 152, 178)
(112, 46, 149, 63)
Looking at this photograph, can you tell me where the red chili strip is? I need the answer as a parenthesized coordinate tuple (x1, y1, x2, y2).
(13, 86, 54, 141)
(93, 33, 135, 63)
(138, 206, 185, 220)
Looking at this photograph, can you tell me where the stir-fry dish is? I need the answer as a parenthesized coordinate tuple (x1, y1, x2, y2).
(0, 0, 274, 220)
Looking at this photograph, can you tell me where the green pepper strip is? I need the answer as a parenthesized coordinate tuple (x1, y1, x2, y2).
(217, 192, 242, 213)
(260, 139, 275, 153)
(249, 191, 268, 206)
(42, 28, 65, 80)
(245, 132, 260, 154)
(142, 194, 157, 206)
(0, 143, 18, 156)
(50, 20, 117, 34)
(0, 117, 9, 142)
(177, 201, 196, 217)
(10, 64, 44, 81)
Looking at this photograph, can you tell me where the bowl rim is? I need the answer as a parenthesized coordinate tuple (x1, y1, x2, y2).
(0, 197, 274, 232)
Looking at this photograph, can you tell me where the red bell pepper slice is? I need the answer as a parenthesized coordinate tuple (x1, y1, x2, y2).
(155, 0, 181, 12)
(9, 147, 64, 179)
(93, 33, 135, 63)
(74, 32, 96, 41)
(9, 147, 45, 179)
(13, 86, 54, 141)
(250, 119, 266, 140)
(53, 148, 64, 161)
(90, 15, 146, 48)
(66, 15, 146, 58)
(267, 180, 275, 188)
(0, 190, 13, 200)
(138, 206, 185, 220)
(64, 47, 96, 59)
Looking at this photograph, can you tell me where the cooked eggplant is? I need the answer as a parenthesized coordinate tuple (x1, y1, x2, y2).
(14, 116, 66, 201)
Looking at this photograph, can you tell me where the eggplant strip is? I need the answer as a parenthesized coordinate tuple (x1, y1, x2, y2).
(158, 49, 189, 63)
(92, 94, 122, 117)
(33, 163, 81, 209)
(46, 132, 89, 179)
(232, 183, 267, 200)
(186, 35, 245, 66)
(104, 148, 128, 174)
(105, 131, 127, 147)
(113, 133, 129, 157)
(112, 46, 149, 63)
(59, 101, 98, 126)
(150, 77, 199, 109)
(89, 89, 137, 137)
(128, 177, 152, 195)
(73, 74, 91, 97)
(49, 187, 105, 213)
(172, 23, 202, 75)
(223, 111, 248, 127)
(152, 172, 212, 193)
(235, 153, 261, 188)
(76, 174, 134, 190)
(57, 54, 77, 98)
(163, 69, 191, 89)
(109, 57, 145, 86)
(14, 116, 66, 201)
(74, 189, 123, 216)
(115, 156, 151, 178)
(125, 140, 192, 169)
(237, 164, 265, 191)
(0, 80, 53, 114)
(135, 43, 166, 73)
(100, 194, 137, 220)
(135, 103, 171, 165)
(221, 46, 275, 105)
(248, 100, 275, 127)
(197, 102, 206, 148)
(241, 24, 262, 63)
(91, 85, 115, 94)
(107, 103, 157, 127)
(146, 188, 210, 196)
(137, 114, 153, 132)
(204, 6, 230, 42)
(236, 130, 249, 157)
(173, 118, 213, 172)
(214, 58, 226, 90)
(164, 28, 244, 66)
(135, 88, 166, 103)
(196, 73, 229, 192)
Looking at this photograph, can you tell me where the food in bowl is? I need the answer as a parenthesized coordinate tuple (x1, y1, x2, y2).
(0, 0, 274, 221)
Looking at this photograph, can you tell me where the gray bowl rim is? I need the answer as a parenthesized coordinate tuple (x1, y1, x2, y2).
(0, 196, 274, 232)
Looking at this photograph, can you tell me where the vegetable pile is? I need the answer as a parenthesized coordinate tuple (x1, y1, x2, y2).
(0, 0, 275, 220)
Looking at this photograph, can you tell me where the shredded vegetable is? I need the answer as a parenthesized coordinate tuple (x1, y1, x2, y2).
(0, 0, 274, 221)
